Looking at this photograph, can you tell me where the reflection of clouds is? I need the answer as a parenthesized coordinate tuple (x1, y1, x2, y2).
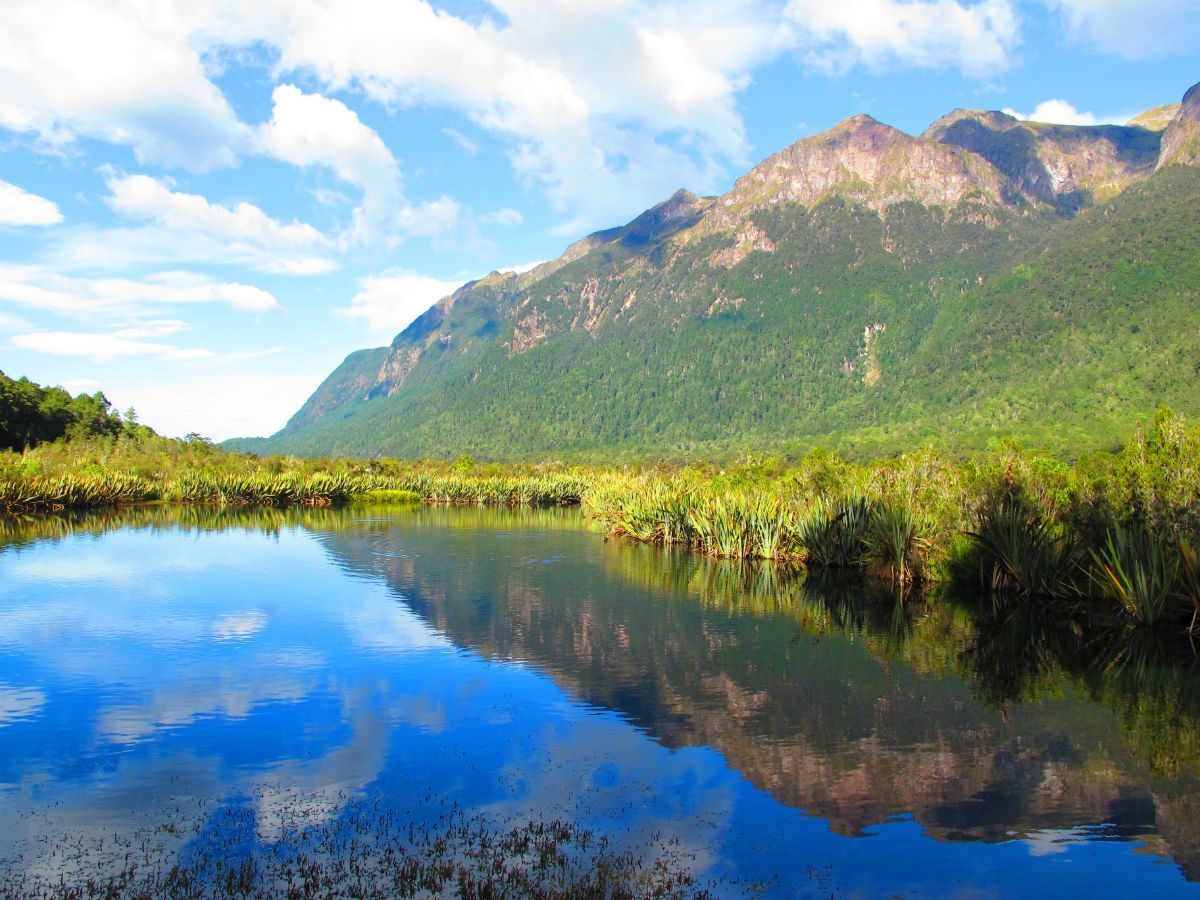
(0, 597, 208, 651)
(252, 703, 393, 842)
(342, 596, 450, 654)
(0, 752, 226, 886)
(211, 611, 267, 641)
(2, 546, 204, 586)
(483, 713, 727, 876)
(0, 683, 46, 727)
(1024, 828, 1080, 857)
(96, 665, 315, 744)
(391, 694, 447, 735)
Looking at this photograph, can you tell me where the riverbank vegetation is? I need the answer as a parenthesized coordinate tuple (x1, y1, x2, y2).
(2, 399, 1199, 635)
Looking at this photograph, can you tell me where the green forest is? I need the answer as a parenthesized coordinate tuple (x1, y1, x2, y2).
(0, 370, 151, 451)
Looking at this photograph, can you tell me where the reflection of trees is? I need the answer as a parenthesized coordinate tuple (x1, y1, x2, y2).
(0, 502, 583, 552)
(6, 506, 1200, 879)
(302, 515, 1200, 877)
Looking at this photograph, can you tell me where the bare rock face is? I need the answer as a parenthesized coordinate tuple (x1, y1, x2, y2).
(925, 109, 1161, 213)
(699, 115, 1014, 234)
(1158, 82, 1200, 171)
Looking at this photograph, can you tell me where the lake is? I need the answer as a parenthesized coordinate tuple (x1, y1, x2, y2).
(1, 504, 1198, 897)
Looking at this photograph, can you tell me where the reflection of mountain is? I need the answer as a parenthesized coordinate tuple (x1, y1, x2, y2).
(311, 507, 1200, 878)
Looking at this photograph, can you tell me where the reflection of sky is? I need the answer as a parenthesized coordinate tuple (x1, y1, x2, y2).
(0, 521, 1197, 897)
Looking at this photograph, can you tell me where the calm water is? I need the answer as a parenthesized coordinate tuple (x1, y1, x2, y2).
(1, 504, 1199, 897)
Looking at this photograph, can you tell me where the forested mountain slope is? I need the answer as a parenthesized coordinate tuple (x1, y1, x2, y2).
(234, 82, 1200, 461)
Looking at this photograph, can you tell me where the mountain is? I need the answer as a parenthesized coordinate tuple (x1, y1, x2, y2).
(234, 82, 1200, 461)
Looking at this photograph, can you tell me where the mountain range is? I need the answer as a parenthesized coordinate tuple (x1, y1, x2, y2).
(232, 81, 1200, 460)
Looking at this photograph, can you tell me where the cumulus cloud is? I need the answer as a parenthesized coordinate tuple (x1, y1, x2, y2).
(338, 269, 464, 341)
(0, 264, 282, 318)
(1044, 0, 1200, 59)
(257, 84, 464, 246)
(0, 180, 63, 225)
(782, 0, 1021, 78)
(498, 260, 546, 275)
(1003, 99, 1103, 125)
(0, 0, 246, 170)
(0, 0, 1066, 235)
(47, 172, 336, 275)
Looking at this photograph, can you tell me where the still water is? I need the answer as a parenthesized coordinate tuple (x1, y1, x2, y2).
(1, 504, 1198, 897)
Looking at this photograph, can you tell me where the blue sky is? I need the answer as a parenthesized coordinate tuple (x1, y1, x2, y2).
(0, 0, 1197, 441)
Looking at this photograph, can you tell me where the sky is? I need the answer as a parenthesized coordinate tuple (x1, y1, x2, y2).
(0, 0, 1197, 441)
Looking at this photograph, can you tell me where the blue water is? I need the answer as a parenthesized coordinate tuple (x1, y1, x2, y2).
(0, 505, 1197, 897)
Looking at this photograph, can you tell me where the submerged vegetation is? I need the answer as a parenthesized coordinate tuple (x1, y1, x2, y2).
(1, 802, 715, 899)
(3, 405, 1200, 635)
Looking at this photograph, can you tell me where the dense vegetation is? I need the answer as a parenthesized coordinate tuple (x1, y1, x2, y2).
(0, 369, 144, 451)
(5, 408, 1200, 637)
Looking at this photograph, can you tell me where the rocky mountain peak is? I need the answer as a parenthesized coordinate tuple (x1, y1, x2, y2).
(613, 188, 713, 247)
(1157, 81, 1200, 170)
(696, 113, 1011, 234)
(926, 106, 1161, 213)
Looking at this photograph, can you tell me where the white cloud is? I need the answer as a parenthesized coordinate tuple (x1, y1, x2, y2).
(1003, 99, 1102, 125)
(0, 310, 34, 332)
(498, 260, 546, 275)
(1045, 0, 1200, 59)
(782, 0, 1021, 78)
(6, 0, 764, 232)
(257, 84, 465, 245)
(0, 0, 1051, 236)
(0, 0, 246, 170)
(59, 378, 104, 396)
(480, 208, 523, 227)
(48, 172, 336, 275)
(0, 179, 63, 225)
(0, 265, 282, 318)
(11, 330, 215, 362)
(338, 269, 464, 341)
(443, 127, 482, 156)
(112, 319, 192, 339)
(258, 84, 411, 245)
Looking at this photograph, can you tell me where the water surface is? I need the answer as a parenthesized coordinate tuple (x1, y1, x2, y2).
(1, 504, 1198, 896)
